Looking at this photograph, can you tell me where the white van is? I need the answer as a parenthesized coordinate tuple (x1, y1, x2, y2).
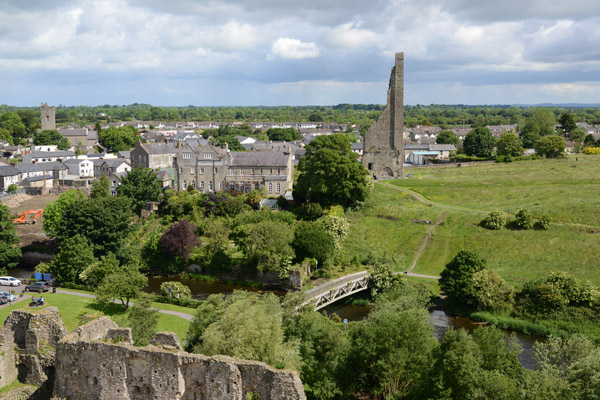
(0, 277, 21, 286)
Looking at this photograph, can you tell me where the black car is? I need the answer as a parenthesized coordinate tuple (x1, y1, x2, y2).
(25, 282, 50, 293)
(0, 294, 7, 304)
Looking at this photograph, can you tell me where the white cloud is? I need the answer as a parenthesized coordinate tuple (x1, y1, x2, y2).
(267, 38, 320, 60)
(323, 22, 379, 49)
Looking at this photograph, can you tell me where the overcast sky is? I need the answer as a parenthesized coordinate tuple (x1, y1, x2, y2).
(1, 0, 600, 106)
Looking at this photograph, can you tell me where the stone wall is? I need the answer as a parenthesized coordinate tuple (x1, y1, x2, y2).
(0, 329, 17, 389)
(55, 320, 306, 400)
(363, 52, 404, 179)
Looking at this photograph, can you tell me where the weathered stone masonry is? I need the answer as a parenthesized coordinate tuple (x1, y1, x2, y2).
(0, 309, 306, 400)
(362, 52, 405, 179)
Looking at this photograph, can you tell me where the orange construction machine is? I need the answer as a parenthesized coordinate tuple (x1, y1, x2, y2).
(13, 209, 44, 224)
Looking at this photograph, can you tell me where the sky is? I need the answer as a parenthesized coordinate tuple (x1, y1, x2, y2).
(1, 0, 600, 107)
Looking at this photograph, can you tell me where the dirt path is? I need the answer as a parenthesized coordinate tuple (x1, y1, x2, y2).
(407, 212, 447, 273)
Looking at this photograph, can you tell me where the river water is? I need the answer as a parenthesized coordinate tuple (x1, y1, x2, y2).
(8, 268, 540, 369)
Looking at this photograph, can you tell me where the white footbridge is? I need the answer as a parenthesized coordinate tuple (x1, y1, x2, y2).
(301, 271, 370, 311)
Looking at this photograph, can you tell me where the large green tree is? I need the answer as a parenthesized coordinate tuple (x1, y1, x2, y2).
(496, 132, 524, 157)
(535, 135, 565, 158)
(50, 234, 97, 284)
(463, 127, 496, 157)
(436, 130, 460, 146)
(0, 203, 21, 269)
(187, 291, 301, 370)
(116, 166, 162, 214)
(127, 294, 159, 346)
(98, 126, 138, 152)
(43, 189, 87, 238)
(519, 108, 556, 147)
(558, 113, 577, 136)
(0, 112, 27, 143)
(33, 130, 70, 150)
(439, 250, 486, 306)
(234, 220, 294, 273)
(292, 221, 335, 266)
(294, 134, 371, 208)
(96, 263, 148, 309)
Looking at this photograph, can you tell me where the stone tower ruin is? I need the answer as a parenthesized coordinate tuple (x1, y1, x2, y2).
(40, 102, 56, 130)
(362, 52, 404, 179)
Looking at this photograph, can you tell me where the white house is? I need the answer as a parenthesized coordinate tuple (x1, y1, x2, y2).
(0, 165, 20, 190)
(64, 158, 94, 178)
(100, 159, 131, 176)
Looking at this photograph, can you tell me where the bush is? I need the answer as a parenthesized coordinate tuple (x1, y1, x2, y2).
(471, 269, 514, 311)
(535, 214, 551, 230)
(583, 147, 600, 154)
(6, 184, 18, 193)
(481, 210, 506, 230)
(158, 281, 192, 301)
(439, 250, 486, 306)
(515, 209, 533, 230)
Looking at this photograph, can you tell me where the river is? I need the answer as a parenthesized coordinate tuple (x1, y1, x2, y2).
(8, 268, 541, 369)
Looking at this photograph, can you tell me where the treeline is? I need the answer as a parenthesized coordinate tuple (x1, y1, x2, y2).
(2, 104, 600, 133)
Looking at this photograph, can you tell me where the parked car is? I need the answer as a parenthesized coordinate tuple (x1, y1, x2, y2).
(24, 282, 50, 293)
(0, 276, 21, 286)
(0, 294, 7, 304)
(0, 291, 16, 302)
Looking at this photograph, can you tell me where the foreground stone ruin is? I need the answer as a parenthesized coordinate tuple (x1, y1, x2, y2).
(0, 308, 306, 400)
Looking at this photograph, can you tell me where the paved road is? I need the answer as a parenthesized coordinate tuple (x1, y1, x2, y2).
(0, 286, 194, 321)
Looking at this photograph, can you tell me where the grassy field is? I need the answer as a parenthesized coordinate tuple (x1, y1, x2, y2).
(0, 293, 191, 342)
(342, 155, 600, 287)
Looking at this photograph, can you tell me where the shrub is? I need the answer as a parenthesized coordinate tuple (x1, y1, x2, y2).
(471, 269, 515, 311)
(535, 214, 551, 230)
(439, 250, 486, 306)
(6, 184, 18, 193)
(583, 147, 600, 154)
(481, 210, 506, 230)
(515, 209, 533, 230)
(158, 281, 192, 301)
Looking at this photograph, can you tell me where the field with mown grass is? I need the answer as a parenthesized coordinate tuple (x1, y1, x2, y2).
(342, 155, 600, 287)
(0, 293, 191, 342)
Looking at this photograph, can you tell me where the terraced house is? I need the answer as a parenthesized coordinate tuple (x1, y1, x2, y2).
(174, 142, 293, 196)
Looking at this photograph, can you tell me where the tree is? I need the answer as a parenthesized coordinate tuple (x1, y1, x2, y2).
(558, 113, 577, 136)
(570, 127, 586, 143)
(436, 130, 460, 146)
(96, 263, 148, 309)
(496, 132, 524, 157)
(471, 269, 515, 311)
(90, 175, 110, 199)
(439, 250, 486, 306)
(294, 134, 371, 208)
(43, 189, 87, 238)
(266, 128, 301, 142)
(187, 292, 301, 370)
(515, 208, 534, 230)
(0, 127, 13, 145)
(0, 203, 21, 269)
(79, 253, 120, 287)
(535, 135, 565, 158)
(53, 196, 134, 256)
(127, 293, 159, 346)
(50, 235, 97, 284)
(292, 221, 335, 266)
(234, 220, 294, 273)
(116, 166, 162, 214)
(519, 108, 556, 147)
(159, 220, 200, 266)
(463, 126, 496, 157)
(98, 126, 138, 152)
(33, 130, 70, 150)
(0, 112, 27, 143)
(368, 262, 404, 298)
(481, 210, 506, 230)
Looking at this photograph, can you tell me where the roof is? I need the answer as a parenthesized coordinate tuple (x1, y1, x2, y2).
(57, 128, 96, 137)
(22, 173, 53, 183)
(102, 159, 130, 168)
(412, 151, 439, 155)
(37, 161, 67, 171)
(351, 142, 364, 150)
(28, 151, 75, 158)
(16, 163, 42, 173)
(0, 165, 20, 176)
(229, 152, 290, 167)
(138, 143, 177, 155)
(405, 144, 429, 150)
(64, 158, 92, 165)
(430, 144, 457, 151)
(118, 151, 131, 159)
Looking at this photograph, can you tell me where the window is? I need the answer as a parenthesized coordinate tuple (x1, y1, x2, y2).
(276, 183, 281, 193)
(209, 181, 213, 191)
(240, 168, 244, 175)
(183, 152, 192, 159)
(268, 182, 273, 193)
(260, 168, 263, 174)
(214, 167, 218, 174)
(191, 167, 195, 174)
(192, 180, 196, 188)
(230, 182, 235, 191)
(183, 180, 187, 190)
(229, 168, 234, 175)
(270, 168, 273, 174)
(203, 153, 213, 159)
(200, 181, 204, 189)
(219, 182, 223, 190)
(179, 166, 183, 174)
(278, 168, 281, 175)
(200, 167, 204, 175)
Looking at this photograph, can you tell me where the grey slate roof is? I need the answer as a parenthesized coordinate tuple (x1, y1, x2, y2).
(229, 152, 290, 167)
(37, 162, 67, 171)
(16, 163, 42, 173)
(28, 151, 75, 158)
(118, 151, 131, 159)
(57, 128, 95, 137)
(0, 165, 20, 176)
(102, 159, 130, 168)
(430, 144, 457, 151)
(140, 143, 177, 155)
(22, 174, 53, 183)
(63, 158, 89, 165)
(351, 142, 364, 150)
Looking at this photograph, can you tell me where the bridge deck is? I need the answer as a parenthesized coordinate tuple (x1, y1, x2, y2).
(302, 271, 370, 311)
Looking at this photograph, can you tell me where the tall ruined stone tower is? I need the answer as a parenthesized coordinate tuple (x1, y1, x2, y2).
(40, 102, 56, 130)
(362, 52, 404, 179)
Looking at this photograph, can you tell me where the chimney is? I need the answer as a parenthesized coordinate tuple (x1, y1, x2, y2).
(224, 142, 229, 152)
